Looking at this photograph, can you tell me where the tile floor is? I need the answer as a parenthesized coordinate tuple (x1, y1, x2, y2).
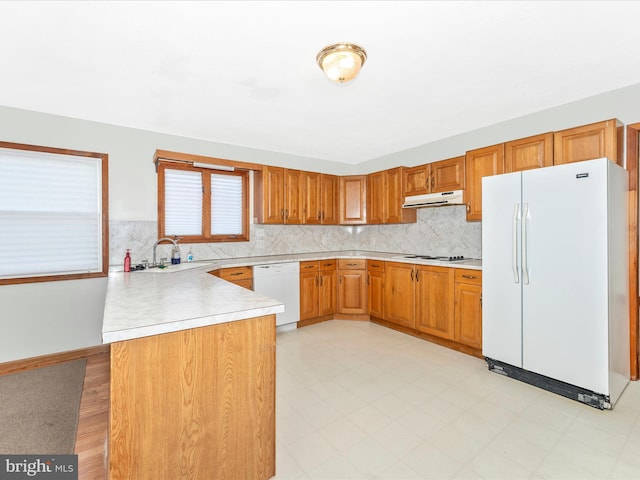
(274, 320, 640, 479)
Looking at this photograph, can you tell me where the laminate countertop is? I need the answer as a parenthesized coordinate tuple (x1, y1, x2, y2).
(102, 250, 482, 343)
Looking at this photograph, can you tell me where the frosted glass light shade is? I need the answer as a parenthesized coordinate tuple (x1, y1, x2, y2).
(317, 43, 367, 83)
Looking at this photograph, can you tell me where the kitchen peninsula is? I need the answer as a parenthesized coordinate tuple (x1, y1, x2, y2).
(102, 251, 481, 479)
(102, 263, 284, 480)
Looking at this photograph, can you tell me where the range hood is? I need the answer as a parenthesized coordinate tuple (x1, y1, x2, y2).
(402, 190, 465, 208)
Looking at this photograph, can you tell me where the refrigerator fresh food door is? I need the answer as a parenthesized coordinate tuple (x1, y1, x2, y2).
(482, 171, 523, 367)
(521, 159, 609, 394)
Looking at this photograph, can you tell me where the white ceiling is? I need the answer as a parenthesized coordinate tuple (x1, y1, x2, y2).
(1, 1, 640, 165)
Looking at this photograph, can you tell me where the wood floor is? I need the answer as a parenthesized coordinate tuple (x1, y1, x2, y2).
(75, 349, 110, 480)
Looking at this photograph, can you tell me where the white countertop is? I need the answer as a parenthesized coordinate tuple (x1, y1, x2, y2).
(102, 250, 481, 343)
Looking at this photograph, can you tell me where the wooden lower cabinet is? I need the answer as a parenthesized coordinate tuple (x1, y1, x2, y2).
(109, 315, 276, 480)
(378, 262, 483, 356)
(299, 260, 336, 325)
(319, 262, 337, 316)
(367, 260, 385, 319)
(384, 262, 415, 328)
(300, 262, 320, 321)
(454, 269, 483, 349)
(415, 266, 455, 340)
(338, 259, 367, 315)
(210, 266, 253, 290)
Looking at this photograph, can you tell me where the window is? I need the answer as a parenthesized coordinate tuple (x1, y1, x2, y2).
(158, 162, 249, 242)
(0, 142, 108, 285)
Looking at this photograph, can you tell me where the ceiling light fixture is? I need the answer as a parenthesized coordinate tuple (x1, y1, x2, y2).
(316, 43, 367, 84)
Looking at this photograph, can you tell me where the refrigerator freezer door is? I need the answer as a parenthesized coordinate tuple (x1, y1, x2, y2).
(482, 171, 523, 367)
(521, 159, 609, 394)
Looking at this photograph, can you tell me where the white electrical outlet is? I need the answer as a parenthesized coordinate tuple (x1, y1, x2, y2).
(257, 240, 265, 248)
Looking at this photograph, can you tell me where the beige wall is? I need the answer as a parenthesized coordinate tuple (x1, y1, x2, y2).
(1, 81, 639, 362)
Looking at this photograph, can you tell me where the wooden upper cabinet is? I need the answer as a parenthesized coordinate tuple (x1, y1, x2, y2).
(339, 175, 367, 224)
(505, 133, 553, 173)
(284, 169, 303, 224)
(254, 166, 302, 224)
(386, 167, 415, 223)
(404, 156, 465, 197)
(554, 118, 623, 166)
(302, 172, 338, 225)
(302, 171, 321, 225)
(320, 174, 338, 225)
(404, 165, 430, 197)
(367, 167, 415, 225)
(367, 171, 385, 224)
(465, 144, 505, 221)
(431, 156, 465, 192)
(254, 166, 284, 224)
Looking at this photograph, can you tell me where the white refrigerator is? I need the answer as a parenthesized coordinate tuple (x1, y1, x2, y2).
(482, 158, 629, 409)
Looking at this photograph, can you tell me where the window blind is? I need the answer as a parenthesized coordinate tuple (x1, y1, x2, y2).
(0, 148, 103, 279)
(164, 169, 203, 236)
(211, 173, 243, 235)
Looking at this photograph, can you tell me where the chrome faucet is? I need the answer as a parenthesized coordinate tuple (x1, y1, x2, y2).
(152, 237, 178, 267)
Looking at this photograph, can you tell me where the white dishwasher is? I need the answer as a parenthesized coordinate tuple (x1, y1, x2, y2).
(253, 262, 300, 331)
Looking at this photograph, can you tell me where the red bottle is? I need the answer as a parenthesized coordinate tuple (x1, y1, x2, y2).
(124, 249, 131, 272)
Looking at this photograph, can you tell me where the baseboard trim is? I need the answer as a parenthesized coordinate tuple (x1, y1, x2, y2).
(0, 344, 110, 376)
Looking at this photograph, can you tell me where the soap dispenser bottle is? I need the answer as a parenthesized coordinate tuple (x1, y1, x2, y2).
(171, 244, 181, 265)
(124, 249, 131, 272)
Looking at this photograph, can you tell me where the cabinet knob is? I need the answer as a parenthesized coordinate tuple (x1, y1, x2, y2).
(462, 275, 477, 279)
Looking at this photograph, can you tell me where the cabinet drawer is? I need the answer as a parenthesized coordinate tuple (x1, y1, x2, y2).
(338, 259, 366, 270)
(454, 269, 482, 285)
(300, 260, 319, 271)
(212, 266, 253, 281)
(318, 259, 336, 271)
(367, 259, 385, 271)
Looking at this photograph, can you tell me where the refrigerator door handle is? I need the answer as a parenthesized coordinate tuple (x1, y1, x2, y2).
(522, 203, 530, 285)
(512, 203, 520, 283)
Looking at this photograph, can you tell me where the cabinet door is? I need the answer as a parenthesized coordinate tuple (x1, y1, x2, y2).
(384, 262, 415, 328)
(465, 144, 505, 221)
(302, 171, 322, 224)
(320, 174, 338, 225)
(367, 171, 385, 224)
(505, 133, 553, 173)
(338, 270, 367, 314)
(454, 281, 482, 349)
(299, 270, 319, 321)
(431, 156, 465, 192)
(257, 166, 285, 224)
(404, 165, 430, 196)
(368, 269, 385, 319)
(554, 118, 622, 166)
(415, 266, 455, 340)
(284, 169, 303, 224)
(339, 176, 367, 224)
(319, 268, 337, 316)
(385, 167, 415, 224)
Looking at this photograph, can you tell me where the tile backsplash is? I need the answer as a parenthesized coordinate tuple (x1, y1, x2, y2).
(109, 205, 481, 266)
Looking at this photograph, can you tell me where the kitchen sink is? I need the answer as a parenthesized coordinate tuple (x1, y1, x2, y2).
(127, 262, 210, 273)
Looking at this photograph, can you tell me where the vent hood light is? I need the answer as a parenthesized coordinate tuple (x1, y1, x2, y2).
(402, 190, 465, 208)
